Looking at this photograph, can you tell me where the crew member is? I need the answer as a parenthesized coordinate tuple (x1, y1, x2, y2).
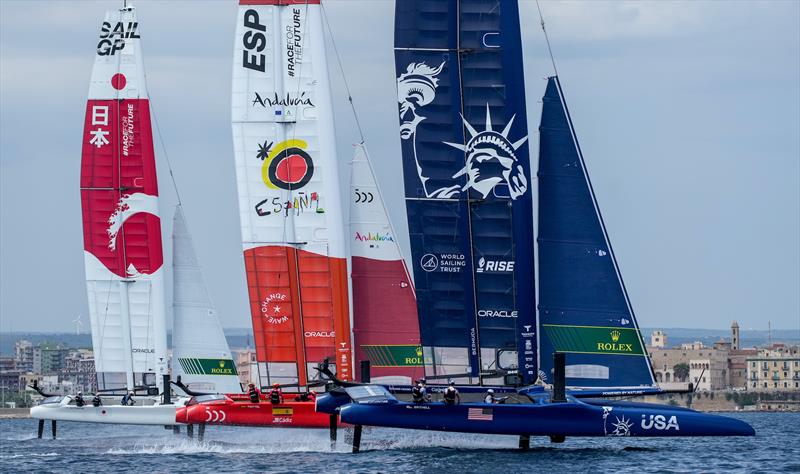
(92, 393, 102, 407)
(268, 383, 283, 405)
(484, 389, 496, 404)
(247, 383, 261, 403)
(411, 378, 429, 404)
(121, 391, 135, 406)
(75, 392, 85, 407)
(442, 380, 460, 405)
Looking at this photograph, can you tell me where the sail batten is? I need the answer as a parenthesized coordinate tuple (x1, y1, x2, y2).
(537, 76, 655, 389)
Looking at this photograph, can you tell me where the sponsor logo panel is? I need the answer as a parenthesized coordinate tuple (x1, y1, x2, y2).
(542, 325, 645, 356)
(178, 358, 238, 376)
(361, 345, 427, 367)
(419, 253, 466, 273)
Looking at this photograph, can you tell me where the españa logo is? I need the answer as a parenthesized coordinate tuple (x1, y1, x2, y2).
(597, 330, 634, 353)
(257, 139, 314, 191)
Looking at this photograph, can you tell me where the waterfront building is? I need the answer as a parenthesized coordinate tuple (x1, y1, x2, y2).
(234, 349, 259, 387)
(651, 330, 667, 348)
(32, 344, 69, 375)
(746, 344, 800, 391)
(14, 339, 34, 373)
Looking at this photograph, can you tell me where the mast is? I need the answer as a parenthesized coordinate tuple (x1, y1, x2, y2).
(393, 0, 537, 385)
(231, 0, 352, 388)
(81, 4, 167, 393)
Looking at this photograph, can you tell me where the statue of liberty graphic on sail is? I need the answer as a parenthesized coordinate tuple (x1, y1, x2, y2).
(397, 61, 529, 200)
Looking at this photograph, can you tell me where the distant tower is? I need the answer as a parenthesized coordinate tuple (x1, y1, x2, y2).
(731, 321, 740, 351)
(651, 330, 667, 348)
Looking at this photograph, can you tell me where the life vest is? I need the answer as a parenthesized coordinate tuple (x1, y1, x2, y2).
(411, 385, 424, 402)
(269, 389, 282, 404)
(443, 387, 457, 403)
(248, 387, 260, 403)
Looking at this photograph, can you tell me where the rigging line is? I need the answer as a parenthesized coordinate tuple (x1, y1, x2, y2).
(320, 2, 365, 143)
(535, 0, 559, 77)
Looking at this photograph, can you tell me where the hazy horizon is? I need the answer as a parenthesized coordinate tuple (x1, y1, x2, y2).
(1, 0, 798, 333)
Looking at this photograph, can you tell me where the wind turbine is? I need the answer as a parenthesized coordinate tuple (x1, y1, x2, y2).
(72, 314, 83, 335)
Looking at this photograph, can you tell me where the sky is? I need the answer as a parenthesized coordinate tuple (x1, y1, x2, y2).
(1, 0, 798, 333)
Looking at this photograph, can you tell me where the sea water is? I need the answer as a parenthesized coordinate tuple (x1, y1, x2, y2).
(1, 413, 798, 473)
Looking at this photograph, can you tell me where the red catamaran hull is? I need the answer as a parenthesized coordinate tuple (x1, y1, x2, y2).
(176, 398, 338, 428)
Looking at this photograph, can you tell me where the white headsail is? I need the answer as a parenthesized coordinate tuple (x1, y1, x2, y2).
(171, 207, 242, 394)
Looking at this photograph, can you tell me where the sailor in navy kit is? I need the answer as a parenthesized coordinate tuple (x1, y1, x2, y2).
(443, 380, 460, 405)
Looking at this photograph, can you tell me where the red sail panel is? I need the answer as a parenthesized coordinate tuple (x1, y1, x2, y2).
(80, 99, 162, 278)
(352, 257, 421, 380)
(244, 246, 351, 385)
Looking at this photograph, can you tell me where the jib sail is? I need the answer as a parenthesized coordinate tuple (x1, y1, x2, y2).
(231, 0, 352, 388)
(394, 0, 537, 384)
(537, 77, 655, 388)
(171, 207, 242, 394)
(349, 144, 422, 385)
(80, 5, 167, 392)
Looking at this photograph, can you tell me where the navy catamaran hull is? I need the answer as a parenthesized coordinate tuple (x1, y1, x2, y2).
(337, 400, 754, 438)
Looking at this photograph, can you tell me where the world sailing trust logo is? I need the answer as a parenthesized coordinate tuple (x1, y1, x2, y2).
(397, 61, 529, 199)
(107, 193, 159, 277)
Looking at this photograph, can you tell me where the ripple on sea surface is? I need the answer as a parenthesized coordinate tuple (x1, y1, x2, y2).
(1, 412, 797, 473)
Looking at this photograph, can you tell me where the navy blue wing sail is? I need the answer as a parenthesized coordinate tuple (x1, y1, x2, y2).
(394, 0, 537, 385)
(537, 77, 655, 388)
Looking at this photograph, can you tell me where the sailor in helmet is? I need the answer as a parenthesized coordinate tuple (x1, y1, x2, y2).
(411, 378, 430, 404)
(268, 383, 283, 405)
(74, 391, 85, 407)
(484, 389, 496, 404)
(248, 383, 261, 403)
(92, 393, 102, 407)
(442, 380, 460, 406)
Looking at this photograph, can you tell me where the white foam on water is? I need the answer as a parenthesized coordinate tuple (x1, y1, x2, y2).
(0, 453, 59, 459)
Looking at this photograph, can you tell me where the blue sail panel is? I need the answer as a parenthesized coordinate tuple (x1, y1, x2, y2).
(459, 0, 537, 383)
(395, 0, 537, 384)
(537, 77, 655, 388)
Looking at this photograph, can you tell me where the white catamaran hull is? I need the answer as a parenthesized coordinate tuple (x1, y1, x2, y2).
(30, 403, 180, 426)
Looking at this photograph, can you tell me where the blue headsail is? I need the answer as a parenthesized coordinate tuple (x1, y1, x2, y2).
(394, 0, 537, 384)
(537, 77, 656, 389)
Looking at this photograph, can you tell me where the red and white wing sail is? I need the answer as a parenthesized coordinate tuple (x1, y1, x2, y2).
(349, 144, 422, 384)
(232, 0, 352, 387)
(80, 5, 167, 389)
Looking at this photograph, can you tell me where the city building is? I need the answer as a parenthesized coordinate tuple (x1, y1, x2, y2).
(651, 330, 667, 348)
(234, 349, 259, 387)
(32, 344, 69, 375)
(746, 344, 800, 391)
(14, 339, 34, 373)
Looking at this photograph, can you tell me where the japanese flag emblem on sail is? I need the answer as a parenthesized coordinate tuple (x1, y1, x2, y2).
(467, 408, 493, 421)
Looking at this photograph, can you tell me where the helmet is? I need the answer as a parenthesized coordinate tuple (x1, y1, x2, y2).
(487, 389, 495, 394)
(77, 391, 82, 395)
(249, 383, 255, 387)
(273, 383, 280, 388)
(419, 378, 426, 384)
(448, 380, 455, 386)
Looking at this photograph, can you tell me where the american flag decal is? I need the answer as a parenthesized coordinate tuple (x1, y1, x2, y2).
(467, 407, 493, 421)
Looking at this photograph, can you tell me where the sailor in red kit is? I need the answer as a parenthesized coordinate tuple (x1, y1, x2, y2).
(268, 383, 284, 405)
(248, 383, 261, 403)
